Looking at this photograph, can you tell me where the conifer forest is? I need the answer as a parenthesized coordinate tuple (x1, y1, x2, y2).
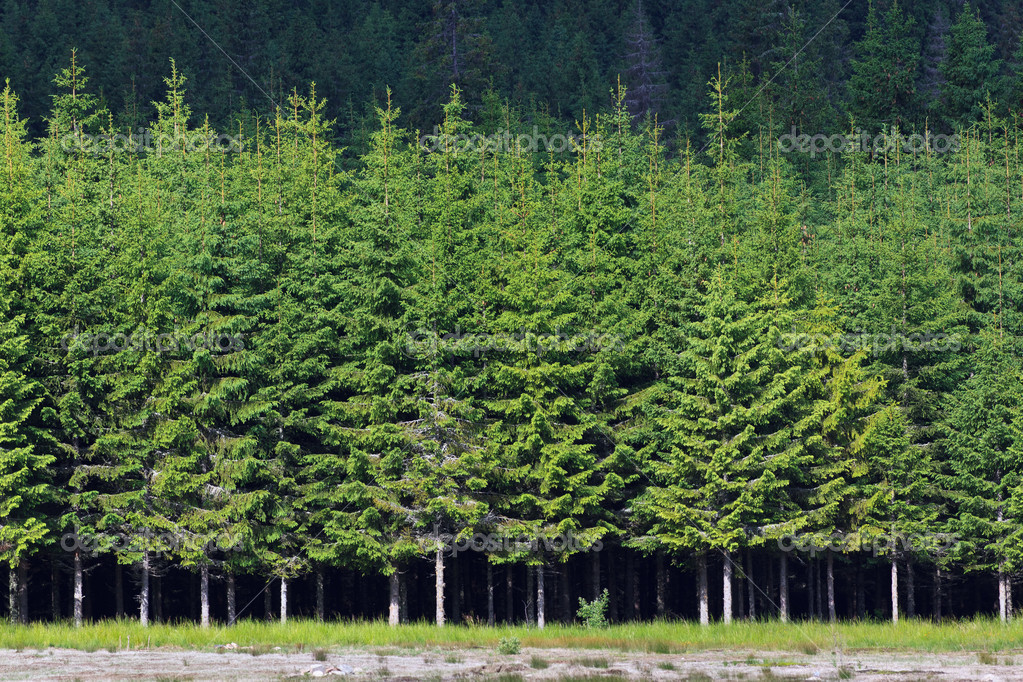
(3, 0, 1023, 630)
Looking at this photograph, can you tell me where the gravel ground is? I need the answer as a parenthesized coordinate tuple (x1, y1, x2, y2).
(1, 646, 1023, 680)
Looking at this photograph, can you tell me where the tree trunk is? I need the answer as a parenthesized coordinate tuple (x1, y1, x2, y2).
(560, 563, 571, 623)
(933, 565, 942, 622)
(487, 563, 495, 627)
(808, 558, 816, 620)
(505, 565, 513, 624)
(264, 582, 272, 621)
(592, 552, 600, 600)
(608, 549, 619, 623)
(891, 557, 899, 624)
(655, 553, 666, 618)
(746, 551, 756, 621)
(154, 575, 162, 623)
(73, 550, 84, 627)
(827, 551, 836, 623)
(227, 573, 236, 625)
(189, 570, 197, 622)
(115, 563, 124, 619)
(906, 559, 915, 619)
(435, 548, 445, 626)
(451, 556, 460, 625)
(856, 562, 865, 619)
(999, 562, 1008, 623)
(139, 553, 150, 627)
(200, 564, 210, 628)
(280, 577, 288, 625)
(1002, 572, 1010, 621)
(779, 553, 789, 623)
(698, 553, 709, 626)
(626, 551, 638, 620)
(736, 555, 745, 620)
(389, 570, 400, 626)
(815, 556, 823, 619)
(8, 565, 18, 625)
(18, 559, 27, 624)
(722, 550, 733, 624)
(316, 567, 325, 622)
(51, 563, 60, 622)
(399, 569, 407, 624)
(525, 562, 535, 624)
(537, 565, 546, 629)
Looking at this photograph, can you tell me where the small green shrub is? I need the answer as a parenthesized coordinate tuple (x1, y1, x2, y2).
(497, 636, 521, 655)
(577, 589, 610, 628)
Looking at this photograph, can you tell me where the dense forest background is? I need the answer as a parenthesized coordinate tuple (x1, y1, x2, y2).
(2, 0, 1023, 629)
(4, 0, 1023, 145)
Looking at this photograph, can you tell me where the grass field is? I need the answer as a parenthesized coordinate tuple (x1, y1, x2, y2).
(1, 618, 1022, 655)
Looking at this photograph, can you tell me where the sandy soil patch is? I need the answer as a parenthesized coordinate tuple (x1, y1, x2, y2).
(1, 646, 1022, 680)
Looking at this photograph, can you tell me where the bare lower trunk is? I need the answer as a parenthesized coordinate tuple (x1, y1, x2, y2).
(17, 559, 27, 624)
(856, 562, 865, 619)
(698, 554, 709, 626)
(280, 577, 288, 625)
(906, 559, 915, 619)
(722, 550, 733, 624)
(51, 564, 60, 622)
(435, 548, 445, 627)
(933, 566, 942, 622)
(227, 573, 236, 625)
(815, 556, 823, 619)
(451, 557, 460, 624)
(399, 570, 407, 624)
(389, 571, 400, 626)
(200, 564, 210, 628)
(626, 552, 638, 620)
(316, 567, 325, 622)
(8, 566, 18, 625)
(1002, 572, 1010, 621)
(891, 558, 899, 624)
(827, 552, 836, 623)
(999, 563, 1008, 623)
(560, 565, 571, 623)
(537, 565, 545, 629)
(73, 550, 84, 627)
(525, 563, 535, 624)
(115, 563, 124, 619)
(592, 552, 600, 600)
(655, 553, 666, 618)
(808, 559, 816, 620)
(154, 576, 162, 623)
(746, 551, 756, 621)
(505, 566, 513, 624)
(779, 553, 789, 623)
(486, 563, 495, 627)
(263, 582, 272, 620)
(139, 553, 150, 626)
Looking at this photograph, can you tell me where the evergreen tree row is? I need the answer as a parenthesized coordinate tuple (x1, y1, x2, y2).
(2, 56, 1023, 627)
